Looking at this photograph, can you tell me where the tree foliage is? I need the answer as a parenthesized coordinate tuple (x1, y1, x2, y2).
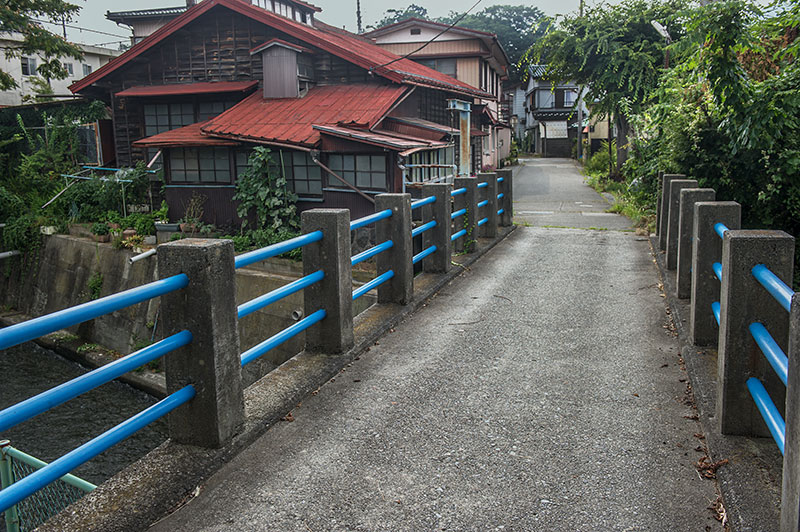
(0, 0, 84, 90)
(368, 4, 429, 30)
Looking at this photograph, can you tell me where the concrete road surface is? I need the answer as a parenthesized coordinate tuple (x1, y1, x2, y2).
(150, 161, 719, 531)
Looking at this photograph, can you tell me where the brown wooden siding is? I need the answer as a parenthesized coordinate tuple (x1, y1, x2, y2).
(456, 57, 480, 89)
(379, 39, 483, 56)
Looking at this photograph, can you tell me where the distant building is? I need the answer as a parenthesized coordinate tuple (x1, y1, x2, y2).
(0, 33, 121, 106)
(364, 18, 512, 171)
(503, 81, 526, 143)
(524, 64, 587, 158)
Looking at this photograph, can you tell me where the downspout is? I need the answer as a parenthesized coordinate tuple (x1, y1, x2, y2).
(310, 151, 375, 205)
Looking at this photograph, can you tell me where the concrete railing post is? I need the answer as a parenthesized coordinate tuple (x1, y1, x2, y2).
(781, 293, 800, 532)
(477, 172, 498, 238)
(301, 209, 354, 353)
(376, 194, 413, 304)
(659, 173, 685, 251)
(666, 178, 697, 269)
(454, 176, 478, 253)
(422, 183, 452, 273)
(677, 188, 716, 299)
(717, 230, 794, 436)
(690, 201, 741, 346)
(496, 168, 513, 227)
(655, 170, 664, 239)
(157, 238, 244, 448)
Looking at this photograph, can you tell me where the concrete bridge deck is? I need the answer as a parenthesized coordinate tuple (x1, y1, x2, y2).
(149, 160, 722, 531)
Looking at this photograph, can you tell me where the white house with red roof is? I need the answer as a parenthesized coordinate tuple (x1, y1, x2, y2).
(75, 0, 493, 225)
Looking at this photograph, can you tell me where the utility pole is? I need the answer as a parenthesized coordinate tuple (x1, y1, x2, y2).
(576, 0, 585, 160)
(356, 0, 363, 34)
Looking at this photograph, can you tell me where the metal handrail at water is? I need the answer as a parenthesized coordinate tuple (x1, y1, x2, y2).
(498, 177, 504, 183)
(237, 271, 324, 320)
(0, 385, 195, 514)
(497, 193, 504, 200)
(410, 196, 436, 210)
(477, 218, 488, 227)
(350, 209, 392, 231)
(451, 187, 467, 197)
(714, 223, 729, 239)
(749, 323, 788, 386)
(0, 274, 188, 351)
(477, 200, 489, 208)
(234, 231, 323, 269)
(746, 377, 786, 454)
(1, 443, 96, 493)
(477, 182, 488, 189)
(451, 229, 467, 242)
(353, 270, 394, 301)
(451, 208, 466, 220)
(497, 209, 505, 216)
(240, 310, 326, 367)
(413, 245, 437, 265)
(411, 221, 437, 239)
(351, 241, 394, 266)
(752, 264, 793, 312)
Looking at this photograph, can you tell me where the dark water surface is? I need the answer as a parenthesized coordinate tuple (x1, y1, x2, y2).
(0, 342, 167, 486)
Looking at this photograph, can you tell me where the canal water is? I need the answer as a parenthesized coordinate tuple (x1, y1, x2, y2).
(0, 342, 168, 486)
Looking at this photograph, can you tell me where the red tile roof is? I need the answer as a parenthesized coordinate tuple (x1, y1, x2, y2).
(133, 121, 239, 147)
(69, 0, 492, 100)
(116, 80, 258, 97)
(200, 84, 409, 148)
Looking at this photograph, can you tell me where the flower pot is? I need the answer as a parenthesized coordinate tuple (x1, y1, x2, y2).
(155, 222, 180, 232)
(122, 229, 137, 239)
(179, 223, 197, 234)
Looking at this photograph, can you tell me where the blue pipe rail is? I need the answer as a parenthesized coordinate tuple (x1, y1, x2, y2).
(477, 182, 488, 189)
(350, 209, 392, 231)
(411, 221, 437, 239)
(477, 200, 489, 208)
(712, 301, 721, 325)
(413, 245, 437, 265)
(477, 218, 488, 227)
(714, 223, 729, 239)
(746, 377, 786, 454)
(498, 177, 504, 183)
(497, 193, 504, 199)
(237, 271, 324, 319)
(451, 208, 466, 220)
(234, 231, 322, 269)
(749, 322, 788, 386)
(0, 330, 192, 432)
(451, 229, 467, 242)
(0, 385, 196, 514)
(410, 196, 436, 210)
(713, 262, 722, 282)
(752, 264, 793, 313)
(353, 271, 394, 301)
(240, 309, 326, 367)
(351, 240, 394, 266)
(497, 209, 505, 216)
(451, 187, 466, 197)
(0, 274, 189, 351)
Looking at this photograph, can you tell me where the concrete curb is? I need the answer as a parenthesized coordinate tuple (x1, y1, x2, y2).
(39, 227, 516, 532)
(649, 235, 783, 531)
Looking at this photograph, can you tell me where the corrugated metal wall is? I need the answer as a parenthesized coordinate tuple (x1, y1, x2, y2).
(262, 47, 298, 98)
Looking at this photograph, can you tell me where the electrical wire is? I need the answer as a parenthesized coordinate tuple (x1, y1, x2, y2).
(368, 0, 483, 74)
(31, 18, 128, 39)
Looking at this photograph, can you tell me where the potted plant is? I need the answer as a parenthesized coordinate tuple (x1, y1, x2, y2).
(91, 222, 110, 242)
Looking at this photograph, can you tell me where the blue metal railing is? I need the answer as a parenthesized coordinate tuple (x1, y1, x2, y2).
(498, 177, 504, 183)
(714, 223, 729, 239)
(749, 323, 788, 386)
(0, 274, 188, 351)
(497, 209, 505, 216)
(353, 271, 394, 301)
(477, 218, 488, 227)
(451, 208, 466, 220)
(411, 221, 437, 239)
(240, 310, 326, 366)
(477, 200, 489, 208)
(752, 264, 793, 312)
(411, 196, 435, 210)
(451, 229, 467, 242)
(413, 245, 437, 265)
(351, 240, 394, 266)
(713, 262, 722, 282)
(0, 385, 195, 514)
(497, 193, 504, 200)
(712, 301, 721, 325)
(350, 209, 392, 231)
(477, 182, 488, 189)
(235, 231, 322, 269)
(0, 331, 192, 432)
(451, 187, 466, 197)
(237, 271, 324, 320)
(746, 377, 785, 454)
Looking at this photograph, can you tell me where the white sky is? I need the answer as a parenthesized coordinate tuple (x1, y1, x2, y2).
(52, 0, 590, 48)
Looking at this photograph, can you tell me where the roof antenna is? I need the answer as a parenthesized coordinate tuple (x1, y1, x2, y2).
(356, 0, 363, 34)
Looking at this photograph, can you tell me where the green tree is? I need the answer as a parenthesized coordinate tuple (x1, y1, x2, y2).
(527, 0, 686, 174)
(0, 0, 84, 90)
(439, 5, 549, 81)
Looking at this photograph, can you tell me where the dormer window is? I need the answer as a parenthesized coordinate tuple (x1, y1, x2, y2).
(250, 0, 316, 26)
(251, 38, 315, 98)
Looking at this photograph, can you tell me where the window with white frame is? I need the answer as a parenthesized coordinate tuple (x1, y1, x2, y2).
(21, 57, 36, 76)
(564, 89, 577, 107)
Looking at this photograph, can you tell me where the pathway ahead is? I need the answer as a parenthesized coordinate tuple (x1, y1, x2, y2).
(151, 160, 720, 531)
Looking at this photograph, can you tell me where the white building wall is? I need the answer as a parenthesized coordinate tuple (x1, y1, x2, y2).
(0, 34, 121, 106)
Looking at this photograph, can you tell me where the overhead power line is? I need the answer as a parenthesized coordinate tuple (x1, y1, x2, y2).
(32, 18, 129, 39)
